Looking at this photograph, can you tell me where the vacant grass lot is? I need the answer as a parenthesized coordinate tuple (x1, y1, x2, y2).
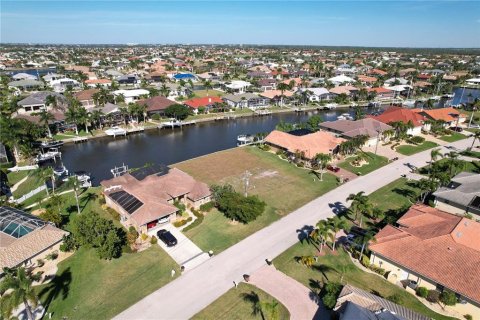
(193, 89, 225, 98)
(396, 141, 439, 156)
(176, 147, 338, 252)
(439, 132, 467, 143)
(193, 283, 290, 320)
(368, 178, 421, 212)
(338, 152, 389, 176)
(37, 246, 179, 320)
(273, 243, 456, 320)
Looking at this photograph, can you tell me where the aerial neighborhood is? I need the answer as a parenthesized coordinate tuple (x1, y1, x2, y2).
(0, 41, 480, 320)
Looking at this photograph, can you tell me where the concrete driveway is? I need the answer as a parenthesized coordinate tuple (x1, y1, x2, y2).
(148, 224, 210, 270)
(115, 137, 475, 320)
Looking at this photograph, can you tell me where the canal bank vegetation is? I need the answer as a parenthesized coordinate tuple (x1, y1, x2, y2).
(175, 147, 338, 253)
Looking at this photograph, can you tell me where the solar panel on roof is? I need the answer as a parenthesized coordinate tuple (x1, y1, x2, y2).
(109, 190, 143, 214)
(129, 164, 169, 181)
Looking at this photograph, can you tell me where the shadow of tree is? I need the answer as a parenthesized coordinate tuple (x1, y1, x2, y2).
(312, 264, 336, 282)
(392, 188, 417, 202)
(309, 278, 323, 291)
(328, 202, 348, 216)
(241, 291, 265, 320)
(38, 267, 72, 311)
(81, 192, 98, 212)
(296, 225, 315, 244)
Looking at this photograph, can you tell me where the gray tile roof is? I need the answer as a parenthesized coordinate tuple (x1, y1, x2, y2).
(17, 91, 66, 106)
(222, 93, 261, 103)
(433, 172, 480, 208)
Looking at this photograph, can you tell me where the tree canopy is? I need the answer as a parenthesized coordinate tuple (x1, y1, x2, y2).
(164, 104, 192, 120)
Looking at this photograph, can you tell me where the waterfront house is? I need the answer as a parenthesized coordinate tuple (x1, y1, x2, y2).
(49, 78, 81, 93)
(357, 75, 377, 85)
(222, 93, 269, 109)
(329, 86, 359, 98)
(334, 285, 428, 320)
(85, 78, 112, 88)
(369, 204, 480, 316)
(11, 72, 37, 81)
(184, 96, 223, 113)
(367, 87, 394, 100)
(113, 89, 149, 104)
(74, 88, 99, 110)
(257, 79, 277, 91)
(433, 172, 480, 219)
(117, 74, 139, 85)
(138, 96, 177, 116)
(101, 165, 211, 234)
(296, 87, 333, 102)
(368, 106, 427, 135)
(416, 107, 466, 126)
(16, 91, 67, 115)
(224, 80, 251, 94)
(264, 130, 345, 160)
(328, 75, 355, 86)
(7, 79, 44, 91)
(259, 89, 295, 105)
(0, 207, 67, 273)
(319, 118, 392, 147)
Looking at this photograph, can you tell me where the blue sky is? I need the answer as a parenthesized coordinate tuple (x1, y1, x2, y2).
(1, 1, 479, 47)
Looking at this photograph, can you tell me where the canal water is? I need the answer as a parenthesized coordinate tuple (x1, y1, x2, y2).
(60, 107, 381, 184)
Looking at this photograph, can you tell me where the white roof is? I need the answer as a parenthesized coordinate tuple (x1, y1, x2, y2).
(50, 78, 79, 85)
(385, 85, 412, 92)
(297, 87, 330, 96)
(12, 73, 37, 80)
(225, 80, 251, 89)
(113, 89, 150, 98)
(328, 75, 354, 83)
(466, 78, 480, 83)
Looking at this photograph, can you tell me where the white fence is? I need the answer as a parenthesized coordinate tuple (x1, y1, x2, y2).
(8, 165, 39, 172)
(15, 185, 47, 204)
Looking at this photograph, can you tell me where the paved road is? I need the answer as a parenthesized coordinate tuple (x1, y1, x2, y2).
(115, 138, 475, 320)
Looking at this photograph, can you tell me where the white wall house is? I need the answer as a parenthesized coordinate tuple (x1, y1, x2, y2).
(113, 89, 150, 104)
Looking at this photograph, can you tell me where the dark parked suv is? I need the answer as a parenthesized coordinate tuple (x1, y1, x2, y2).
(157, 229, 178, 247)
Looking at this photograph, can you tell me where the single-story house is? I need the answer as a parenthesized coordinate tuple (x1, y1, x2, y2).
(224, 80, 251, 94)
(16, 91, 67, 115)
(259, 89, 295, 105)
(357, 75, 377, 85)
(329, 86, 358, 98)
(465, 78, 480, 86)
(117, 74, 139, 85)
(433, 172, 480, 218)
(334, 285, 428, 320)
(222, 93, 269, 109)
(257, 79, 277, 91)
(184, 96, 223, 113)
(0, 207, 68, 273)
(74, 89, 99, 109)
(101, 165, 211, 233)
(49, 78, 80, 93)
(8, 79, 44, 91)
(296, 88, 333, 102)
(11, 72, 37, 81)
(319, 118, 393, 147)
(113, 89, 149, 103)
(369, 204, 480, 316)
(416, 107, 467, 126)
(85, 79, 112, 88)
(328, 75, 355, 86)
(367, 87, 395, 99)
(138, 96, 176, 115)
(264, 130, 345, 160)
(369, 107, 427, 136)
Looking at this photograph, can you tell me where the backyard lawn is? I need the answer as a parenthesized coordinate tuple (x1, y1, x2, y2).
(7, 169, 31, 186)
(12, 174, 45, 198)
(273, 243, 456, 320)
(193, 283, 290, 320)
(337, 152, 389, 176)
(396, 141, 439, 156)
(37, 246, 179, 320)
(176, 147, 339, 252)
(439, 132, 467, 143)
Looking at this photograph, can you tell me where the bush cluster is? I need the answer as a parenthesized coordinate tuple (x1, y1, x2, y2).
(199, 202, 214, 212)
(173, 216, 193, 227)
(416, 287, 428, 298)
(322, 282, 343, 309)
(183, 210, 204, 231)
(407, 136, 425, 145)
(427, 290, 441, 303)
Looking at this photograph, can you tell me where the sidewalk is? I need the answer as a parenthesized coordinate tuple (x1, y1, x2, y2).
(249, 265, 328, 320)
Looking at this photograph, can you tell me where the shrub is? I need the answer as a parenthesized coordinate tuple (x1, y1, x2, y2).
(369, 265, 386, 276)
(322, 282, 343, 309)
(174, 200, 186, 213)
(322, 293, 337, 309)
(151, 114, 161, 120)
(173, 217, 193, 227)
(408, 136, 425, 145)
(464, 314, 473, 320)
(127, 227, 139, 245)
(427, 290, 441, 303)
(150, 236, 158, 244)
(106, 207, 120, 221)
(258, 144, 270, 151)
(361, 255, 370, 268)
(416, 287, 428, 298)
(440, 290, 457, 306)
(199, 202, 214, 212)
(387, 293, 403, 304)
(141, 233, 148, 241)
(60, 234, 77, 252)
(36, 259, 45, 267)
(46, 251, 58, 261)
(184, 212, 204, 231)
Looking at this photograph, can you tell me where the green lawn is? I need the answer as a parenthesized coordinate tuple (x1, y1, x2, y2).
(37, 246, 179, 320)
(193, 89, 225, 98)
(368, 178, 421, 212)
(418, 158, 480, 176)
(273, 243, 456, 320)
(7, 170, 31, 186)
(193, 283, 290, 320)
(338, 152, 389, 176)
(176, 147, 338, 253)
(439, 132, 467, 143)
(396, 141, 439, 156)
(460, 150, 480, 159)
(12, 174, 45, 198)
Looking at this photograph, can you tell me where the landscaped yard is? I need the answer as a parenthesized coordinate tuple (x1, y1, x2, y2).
(37, 246, 180, 320)
(7, 169, 31, 186)
(396, 141, 439, 156)
(368, 178, 421, 212)
(438, 132, 467, 143)
(12, 174, 45, 198)
(193, 283, 290, 320)
(461, 150, 480, 159)
(193, 89, 225, 98)
(175, 147, 339, 252)
(337, 152, 389, 176)
(273, 243, 456, 320)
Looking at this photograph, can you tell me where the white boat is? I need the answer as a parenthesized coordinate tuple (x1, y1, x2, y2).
(237, 134, 255, 146)
(337, 113, 353, 121)
(105, 126, 127, 137)
(63, 171, 92, 188)
(35, 148, 61, 163)
(402, 100, 416, 108)
(53, 165, 68, 176)
(325, 103, 338, 110)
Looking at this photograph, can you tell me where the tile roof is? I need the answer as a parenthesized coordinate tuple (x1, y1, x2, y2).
(433, 172, 480, 209)
(74, 88, 99, 101)
(416, 107, 464, 123)
(138, 96, 176, 112)
(184, 96, 223, 108)
(370, 204, 480, 304)
(320, 118, 392, 138)
(265, 130, 345, 159)
(368, 107, 425, 127)
(259, 90, 295, 99)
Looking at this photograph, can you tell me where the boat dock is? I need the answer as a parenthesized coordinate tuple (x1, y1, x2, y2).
(127, 127, 145, 134)
(158, 120, 196, 129)
(73, 137, 88, 143)
(254, 109, 272, 116)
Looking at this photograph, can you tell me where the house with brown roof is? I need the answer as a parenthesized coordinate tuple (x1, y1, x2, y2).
(369, 204, 480, 316)
(74, 88, 99, 109)
(101, 165, 211, 233)
(138, 96, 176, 116)
(0, 207, 67, 273)
(319, 118, 392, 147)
(264, 130, 345, 160)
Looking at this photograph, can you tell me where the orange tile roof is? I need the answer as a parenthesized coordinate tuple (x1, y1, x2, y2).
(370, 204, 480, 304)
(259, 90, 294, 99)
(265, 130, 345, 159)
(85, 79, 111, 84)
(417, 107, 465, 122)
(184, 96, 223, 109)
(369, 106, 425, 127)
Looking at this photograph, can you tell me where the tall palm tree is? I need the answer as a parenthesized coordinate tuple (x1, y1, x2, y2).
(76, 106, 90, 134)
(429, 148, 442, 175)
(90, 109, 105, 129)
(277, 83, 290, 107)
(33, 110, 55, 138)
(327, 216, 347, 251)
(68, 176, 81, 214)
(346, 191, 368, 222)
(65, 106, 79, 135)
(160, 83, 171, 97)
(446, 151, 459, 176)
(203, 79, 213, 94)
(314, 153, 332, 181)
(311, 220, 331, 254)
(0, 267, 39, 320)
(34, 167, 55, 195)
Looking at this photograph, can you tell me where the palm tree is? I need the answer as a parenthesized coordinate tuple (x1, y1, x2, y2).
(0, 267, 39, 320)
(327, 216, 347, 251)
(446, 151, 459, 176)
(358, 231, 376, 258)
(76, 106, 90, 134)
(277, 83, 290, 107)
(470, 131, 480, 150)
(32, 109, 55, 138)
(33, 167, 55, 195)
(310, 220, 331, 254)
(68, 176, 81, 214)
(314, 153, 332, 181)
(65, 106, 79, 135)
(203, 79, 213, 94)
(298, 255, 316, 267)
(90, 109, 105, 129)
(429, 148, 442, 175)
(346, 191, 368, 222)
(160, 83, 171, 97)
(45, 94, 58, 109)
